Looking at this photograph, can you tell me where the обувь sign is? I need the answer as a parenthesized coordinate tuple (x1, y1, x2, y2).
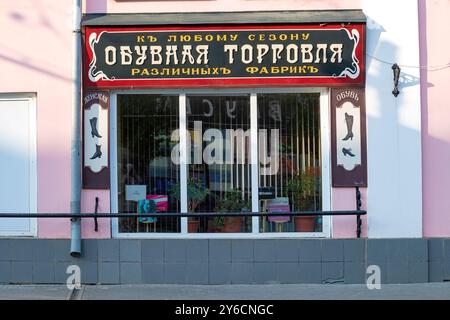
(84, 24, 365, 88)
(331, 88, 367, 187)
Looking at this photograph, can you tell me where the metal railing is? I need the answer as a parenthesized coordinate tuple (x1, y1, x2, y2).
(0, 187, 366, 237)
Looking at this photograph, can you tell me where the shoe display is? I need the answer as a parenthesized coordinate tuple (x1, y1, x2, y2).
(90, 117, 102, 138)
(342, 112, 354, 141)
(342, 147, 356, 157)
(90, 144, 102, 160)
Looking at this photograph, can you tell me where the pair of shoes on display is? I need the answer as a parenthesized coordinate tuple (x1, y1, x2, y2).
(342, 113, 355, 157)
(89, 117, 102, 160)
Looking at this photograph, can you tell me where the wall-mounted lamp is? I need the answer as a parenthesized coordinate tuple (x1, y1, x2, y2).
(392, 63, 401, 97)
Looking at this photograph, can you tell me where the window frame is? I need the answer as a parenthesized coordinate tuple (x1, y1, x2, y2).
(111, 88, 331, 239)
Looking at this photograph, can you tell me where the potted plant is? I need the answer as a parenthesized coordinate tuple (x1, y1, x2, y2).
(211, 189, 250, 232)
(286, 167, 320, 232)
(170, 177, 210, 232)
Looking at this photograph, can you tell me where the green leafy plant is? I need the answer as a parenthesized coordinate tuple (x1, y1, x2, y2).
(213, 189, 251, 227)
(286, 167, 318, 211)
(170, 177, 210, 212)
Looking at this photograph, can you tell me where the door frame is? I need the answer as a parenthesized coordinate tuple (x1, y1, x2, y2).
(111, 88, 331, 239)
(0, 93, 37, 237)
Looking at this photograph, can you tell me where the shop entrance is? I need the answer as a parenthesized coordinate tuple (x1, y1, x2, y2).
(111, 89, 331, 238)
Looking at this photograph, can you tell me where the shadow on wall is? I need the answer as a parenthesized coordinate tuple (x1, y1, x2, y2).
(9, 0, 73, 46)
(1, 0, 76, 83)
(365, 16, 385, 71)
(365, 15, 432, 90)
(400, 72, 432, 90)
(0, 53, 73, 83)
(363, 10, 450, 237)
(334, 16, 427, 238)
(0, 0, 112, 83)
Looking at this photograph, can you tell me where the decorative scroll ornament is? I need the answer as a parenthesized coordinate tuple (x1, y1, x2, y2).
(335, 28, 361, 79)
(88, 32, 113, 82)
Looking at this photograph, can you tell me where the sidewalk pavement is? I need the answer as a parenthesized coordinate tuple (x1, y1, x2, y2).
(1, 283, 450, 300)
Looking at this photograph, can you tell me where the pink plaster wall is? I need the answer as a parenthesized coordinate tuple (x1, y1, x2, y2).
(420, 0, 450, 237)
(0, 1, 112, 239)
(83, 0, 362, 14)
(332, 188, 367, 238)
(0, 0, 74, 238)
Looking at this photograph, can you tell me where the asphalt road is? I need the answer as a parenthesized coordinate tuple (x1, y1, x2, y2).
(1, 283, 450, 300)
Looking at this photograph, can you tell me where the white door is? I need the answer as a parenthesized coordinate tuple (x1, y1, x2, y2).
(0, 94, 37, 236)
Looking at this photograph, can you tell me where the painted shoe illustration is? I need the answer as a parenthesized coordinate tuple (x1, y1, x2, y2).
(90, 144, 102, 160)
(342, 147, 355, 157)
(342, 112, 354, 141)
(90, 117, 102, 138)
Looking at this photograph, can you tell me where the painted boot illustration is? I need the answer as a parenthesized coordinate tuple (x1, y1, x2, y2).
(90, 144, 102, 160)
(342, 112, 354, 141)
(342, 147, 355, 157)
(90, 117, 102, 138)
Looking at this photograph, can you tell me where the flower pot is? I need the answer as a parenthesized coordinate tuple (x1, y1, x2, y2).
(294, 216, 316, 232)
(223, 216, 243, 233)
(188, 220, 200, 233)
(208, 227, 223, 232)
(206, 218, 223, 232)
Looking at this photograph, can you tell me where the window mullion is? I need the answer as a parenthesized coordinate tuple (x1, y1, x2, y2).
(320, 89, 332, 237)
(250, 93, 259, 234)
(179, 93, 188, 234)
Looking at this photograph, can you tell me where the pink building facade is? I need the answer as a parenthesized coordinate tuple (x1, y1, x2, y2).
(0, 0, 449, 285)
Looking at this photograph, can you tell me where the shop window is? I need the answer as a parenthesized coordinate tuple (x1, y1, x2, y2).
(114, 92, 324, 235)
(258, 93, 322, 233)
(117, 94, 181, 233)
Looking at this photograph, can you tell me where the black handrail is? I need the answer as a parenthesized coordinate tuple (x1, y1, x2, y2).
(0, 210, 366, 218)
(0, 188, 366, 237)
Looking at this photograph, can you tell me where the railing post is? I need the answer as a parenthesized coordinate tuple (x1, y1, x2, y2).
(356, 186, 362, 238)
(94, 197, 99, 232)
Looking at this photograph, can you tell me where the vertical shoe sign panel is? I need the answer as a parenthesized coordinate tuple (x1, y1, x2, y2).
(331, 88, 367, 187)
(83, 91, 110, 189)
